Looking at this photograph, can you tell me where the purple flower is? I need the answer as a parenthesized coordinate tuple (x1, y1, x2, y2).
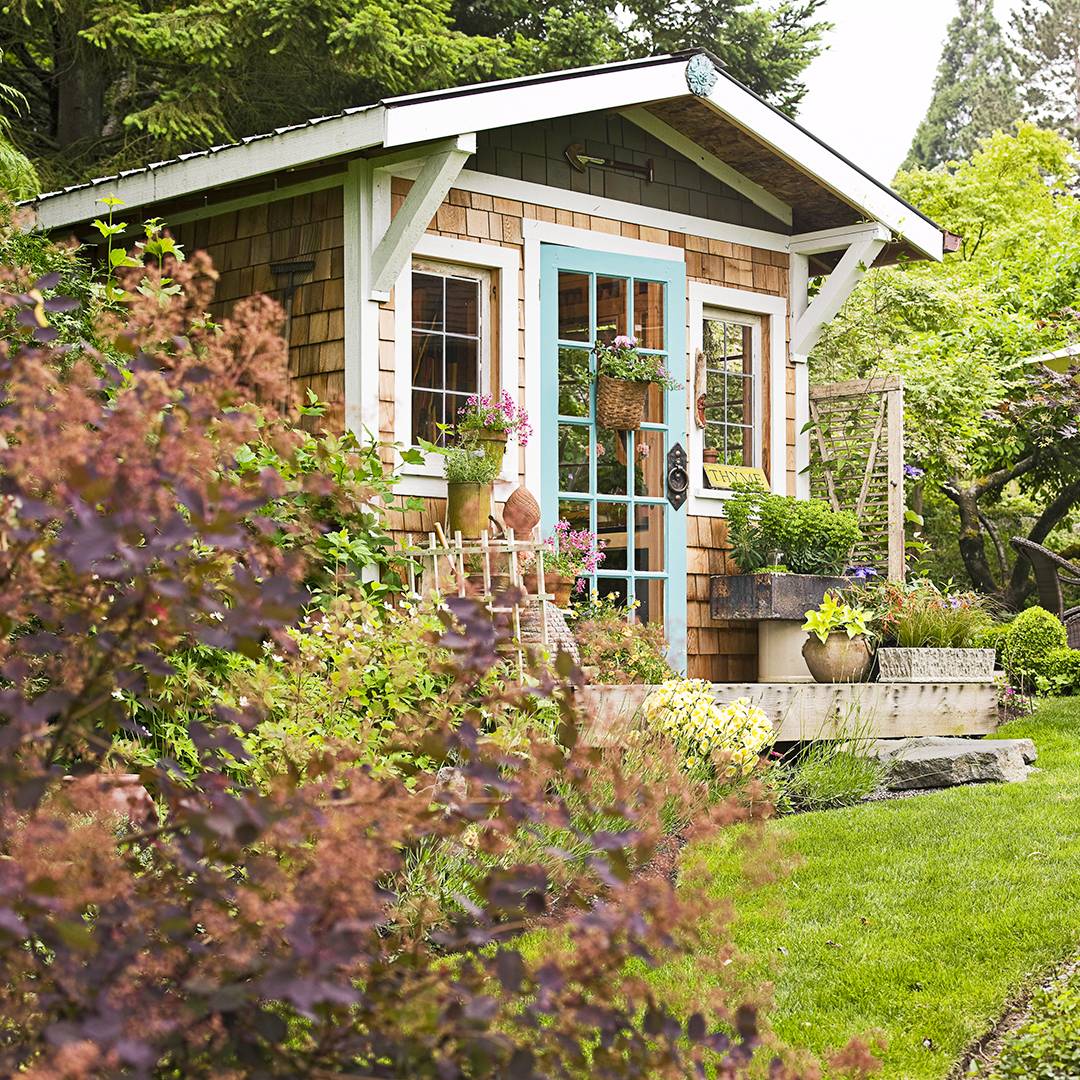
(846, 565, 878, 580)
(904, 464, 925, 480)
(612, 335, 638, 349)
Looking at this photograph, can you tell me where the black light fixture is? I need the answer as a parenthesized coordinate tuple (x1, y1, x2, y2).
(564, 142, 654, 183)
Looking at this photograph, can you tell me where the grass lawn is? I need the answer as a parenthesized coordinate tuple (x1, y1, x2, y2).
(649, 697, 1080, 1078)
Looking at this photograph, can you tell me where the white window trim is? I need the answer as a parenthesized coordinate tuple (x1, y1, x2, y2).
(388, 235, 520, 498)
(687, 282, 788, 517)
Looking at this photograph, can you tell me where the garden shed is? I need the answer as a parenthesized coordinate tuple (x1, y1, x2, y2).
(26, 49, 947, 683)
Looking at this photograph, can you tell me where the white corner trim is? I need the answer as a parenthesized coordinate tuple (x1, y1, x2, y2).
(620, 106, 793, 227)
(387, 235, 521, 498)
(698, 78, 943, 261)
(344, 160, 380, 440)
(687, 282, 789, 517)
(792, 231, 887, 356)
(369, 134, 475, 298)
(388, 163, 793, 254)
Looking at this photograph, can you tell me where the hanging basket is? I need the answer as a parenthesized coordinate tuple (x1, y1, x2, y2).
(596, 375, 648, 431)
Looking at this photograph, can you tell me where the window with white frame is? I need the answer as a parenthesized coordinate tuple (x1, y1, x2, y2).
(700, 311, 759, 469)
(409, 262, 492, 445)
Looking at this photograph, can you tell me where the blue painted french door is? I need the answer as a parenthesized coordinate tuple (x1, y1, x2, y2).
(540, 244, 687, 669)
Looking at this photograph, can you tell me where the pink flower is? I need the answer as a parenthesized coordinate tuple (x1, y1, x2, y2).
(638, 442, 650, 458)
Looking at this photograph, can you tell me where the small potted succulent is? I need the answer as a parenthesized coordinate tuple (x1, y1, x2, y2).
(593, 335, 681, 431)
(456, 390, 531, 469)
(801, 593, 873, 683)
(524, 519, 605, 607)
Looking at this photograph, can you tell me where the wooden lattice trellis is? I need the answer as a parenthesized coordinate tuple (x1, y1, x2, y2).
(807, 375, 905, 580)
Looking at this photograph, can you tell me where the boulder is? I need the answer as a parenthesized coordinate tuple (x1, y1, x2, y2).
(868, 736, 1037, 791)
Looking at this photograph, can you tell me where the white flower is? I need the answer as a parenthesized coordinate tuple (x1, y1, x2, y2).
(111, 689, 124, 701)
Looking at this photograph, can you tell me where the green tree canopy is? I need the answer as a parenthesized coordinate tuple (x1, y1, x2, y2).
(1011, 0, 1080, 141)
(0, 0, 829, 190)
(903, 0, 1020, 171)
(812, 125, 1080, 603)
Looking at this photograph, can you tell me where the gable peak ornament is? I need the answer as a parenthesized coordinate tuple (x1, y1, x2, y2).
(685, 54, 719, 97)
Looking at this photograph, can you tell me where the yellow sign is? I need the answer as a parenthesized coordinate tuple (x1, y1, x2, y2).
(703, 463, 768, 490)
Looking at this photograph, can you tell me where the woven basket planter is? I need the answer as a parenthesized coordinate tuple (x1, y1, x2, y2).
(596, 375, 648, 431)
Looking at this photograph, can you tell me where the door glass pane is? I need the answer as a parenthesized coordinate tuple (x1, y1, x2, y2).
(598, 577, 629, 608)
(642, 383, 665, 424)
(558, 498, 590, 533)
(558, 424, 590, 492)
(596, 276, 627, 345)
(635, 578, 664, 626)
(634, 428, 665, 497)
(596, 501, 628, 571)
(558, 272, 590, 341)
(596, 426, 628, 496)
(558, 346, 591, 417)
(633, 280, 664, 349)
(634, 504, 665, 572)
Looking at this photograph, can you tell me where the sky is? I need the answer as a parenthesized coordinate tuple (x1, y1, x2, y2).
(799, 0, 1025, 183)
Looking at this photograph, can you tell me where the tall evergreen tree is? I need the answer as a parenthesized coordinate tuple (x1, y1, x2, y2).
(903, 0, 1020, 171)
(0, 0, 828, 190)
(1012, 0, 1080, 141)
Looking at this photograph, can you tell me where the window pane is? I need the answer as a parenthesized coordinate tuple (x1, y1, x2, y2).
(558, 346, 591, 417)
(558, 272, 589, 341)
(633, 280, 664, 349)
(596, 425, 628, 496)
(413, 273, 443, 331)
(445, 336, 479, 393)
(412, 332, 442, 389)
(635, 578, 664, 626)
(634, 428, 665, 497)
(558, 424, 590, 493)
(634, 504, 665, 572)
(445, 277, 479, 335)
(596, 501, 627, 571)
(412, 390, 442, 444)
(445, 393, 471, 431)
(596, 276, 627, 345)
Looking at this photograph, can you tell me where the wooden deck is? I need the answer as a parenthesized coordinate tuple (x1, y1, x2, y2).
(579, 681, 1000, 743)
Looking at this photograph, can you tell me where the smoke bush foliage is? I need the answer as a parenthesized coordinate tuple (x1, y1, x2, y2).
(0, 238, 848, 1078)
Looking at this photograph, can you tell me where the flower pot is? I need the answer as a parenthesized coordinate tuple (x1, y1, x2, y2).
(474, 428, 508, 469)
(802, 633, 873, 684)
(596, 374, 648, 431)
(446, 481, 493, 538)
(502, 485, 541, 536)
(703, 448, 720, 464)
(877, 647, 996, 683)
(523, 570, 574, 607)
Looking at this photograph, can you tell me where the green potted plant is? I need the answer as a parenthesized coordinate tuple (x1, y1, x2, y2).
(456, 390, 531, 469)
(801, 594, 873, 683)
(710, 483, 864, 681)
(844, 578, 998, 683)
(443, 444, 501, 538)
(593, 335, 681, 431)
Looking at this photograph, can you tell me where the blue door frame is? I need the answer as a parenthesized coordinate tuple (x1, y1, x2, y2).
(539, 244, 687, 669)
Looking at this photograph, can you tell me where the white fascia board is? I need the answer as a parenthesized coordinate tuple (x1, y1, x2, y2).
(381, 61, 689, 148)
(620, 106, 792, 227)
(700, 76, 944, 262)
(31, 107, 385, 230)
(788, 222, 891, 256)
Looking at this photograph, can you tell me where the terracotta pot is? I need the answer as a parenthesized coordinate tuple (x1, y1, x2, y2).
(446, 481, 493, 538)
(475, 428, 508, 469)
(502, 485, 541, 536)
(523, 570, 575, 608)
(596, 374, 647, 431)
(703, 447, 720, 464)
(802, 632, 873, 684)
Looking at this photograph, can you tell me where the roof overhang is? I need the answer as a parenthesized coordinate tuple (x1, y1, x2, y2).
(24, 51, 944, 262)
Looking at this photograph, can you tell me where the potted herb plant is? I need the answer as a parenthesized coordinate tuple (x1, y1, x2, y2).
(456, 389, 531, 469)
(845, 578, 997, 682)
(710, 483, 864, 681)
(593, 335, 681, 431)
(443, 444, 501, 538)
(801, 594, 874, 683)
(524, 519, 605, 607)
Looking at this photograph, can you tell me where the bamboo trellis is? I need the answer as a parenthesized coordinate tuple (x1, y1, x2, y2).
(405, 525, 571, 678)
(807, 375, 905, 580)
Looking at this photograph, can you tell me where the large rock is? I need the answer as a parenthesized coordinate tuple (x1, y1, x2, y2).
(868, 737, 1037, 791)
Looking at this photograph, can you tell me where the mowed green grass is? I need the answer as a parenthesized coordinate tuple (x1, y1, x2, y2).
(649, 697, 1080, 1078)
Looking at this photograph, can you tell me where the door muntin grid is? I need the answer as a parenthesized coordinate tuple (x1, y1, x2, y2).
(540, 245, 687, 663)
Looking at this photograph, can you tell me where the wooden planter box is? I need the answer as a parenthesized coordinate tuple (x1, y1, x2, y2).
(709, 573, 849, 621)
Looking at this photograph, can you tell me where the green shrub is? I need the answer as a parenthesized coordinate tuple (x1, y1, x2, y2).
(1041, 647, 1080, 697)
(725, 484, 862, 575)
(1003, 606, 1068, 687)
(991, 968, 1080, 1080)
(973, 620, 1010, 663)
(573, 594, 675, 684)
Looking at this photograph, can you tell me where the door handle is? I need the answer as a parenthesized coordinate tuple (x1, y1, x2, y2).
(666, 442, 688, 510)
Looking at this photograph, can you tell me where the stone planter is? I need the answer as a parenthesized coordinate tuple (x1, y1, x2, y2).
(710, 572, 850, 682)
(877, 647, 996, 683)
(802, 633, 873, 684)
(446, 481, 493, 538)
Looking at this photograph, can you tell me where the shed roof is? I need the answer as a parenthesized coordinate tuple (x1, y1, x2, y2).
(24, 50, 944, 262)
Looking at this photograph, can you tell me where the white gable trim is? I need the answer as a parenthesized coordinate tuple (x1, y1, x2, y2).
(620, 106, 793, 227)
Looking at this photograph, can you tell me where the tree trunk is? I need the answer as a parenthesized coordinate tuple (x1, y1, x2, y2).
(945, 482, 1000, 595)
(1002, 476, 1080, 611)
(52, 19, 106, 151)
